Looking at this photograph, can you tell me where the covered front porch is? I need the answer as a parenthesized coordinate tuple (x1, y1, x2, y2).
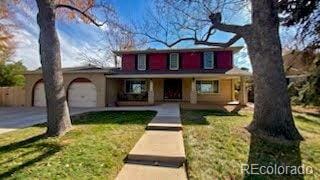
(105, 71, 250, 107)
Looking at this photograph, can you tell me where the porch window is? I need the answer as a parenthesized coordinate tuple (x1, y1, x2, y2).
(169, 53, 179, 70)
(196, 80, 219, 93)
(137, 54, 146, 70)
(125, 80, 146, 94)
(203, 52, 214, 69)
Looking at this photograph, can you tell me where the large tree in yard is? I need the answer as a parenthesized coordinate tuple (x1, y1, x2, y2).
(36, 0, 117, 136)
(139, 0, 319, 141)
(5, 0, 117, 136)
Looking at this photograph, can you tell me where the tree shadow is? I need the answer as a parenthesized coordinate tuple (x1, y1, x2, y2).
(0, 134, 45, 153)
(0, 134, 62, 178)
(244, 135, 303, 179)
(294, 115, 320, 126)
(229, 105, 247, 114)
(292, 110, 320, 118)
(70, 111, 157, 125)
(181, 109, 242, 125)
(0, 111, 156, 178)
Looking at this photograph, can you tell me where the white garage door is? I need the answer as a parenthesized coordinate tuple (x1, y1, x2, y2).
(33, 82, 46, 107)
(68, 82, 97, 107)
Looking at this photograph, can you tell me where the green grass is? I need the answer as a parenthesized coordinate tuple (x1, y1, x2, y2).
(0, 111, 156, 179)
(181, 110, 320, 180)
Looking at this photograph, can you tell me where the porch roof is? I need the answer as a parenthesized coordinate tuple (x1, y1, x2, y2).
(106, 67, 251, 78)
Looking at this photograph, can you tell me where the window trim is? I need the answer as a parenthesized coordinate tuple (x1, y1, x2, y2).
(169, 53, 179, 70)
(203, 51, 214, 69)
(137, 54, 146, 71)
(196, 80, 220, 94)
(124, 79, 147, 94)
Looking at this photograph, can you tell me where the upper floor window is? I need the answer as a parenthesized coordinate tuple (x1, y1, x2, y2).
(203, 52, 214, 69)
(125, 80, 146, 94)
(137, 54, 146, 70)
(169, 53, 179, 70)
(196, 80, 219, 94)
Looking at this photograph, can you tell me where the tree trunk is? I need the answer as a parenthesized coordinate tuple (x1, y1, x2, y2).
(36, 0, 72, 136)
(244, 0, 302, 141)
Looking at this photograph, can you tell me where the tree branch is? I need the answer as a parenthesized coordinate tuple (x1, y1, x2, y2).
(212, 23, 245, 34)
(143, 32, 196, 47)
(55, 4, 107, 27)
(202, 25, 215, 41)
(208, 12, 250, 35)
(195, 34, 241, 47)
(140, 32, 241, 48)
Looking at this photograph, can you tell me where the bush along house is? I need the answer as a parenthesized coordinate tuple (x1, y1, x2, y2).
(23, 47, 251, 108)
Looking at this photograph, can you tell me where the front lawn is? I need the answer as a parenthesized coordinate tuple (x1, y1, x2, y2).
(0, 111, 156, 179)
(182, 110, 320, 179)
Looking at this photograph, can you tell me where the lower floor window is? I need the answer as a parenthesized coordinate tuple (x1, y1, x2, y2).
(196, 80, 219, 93)
(125, 80, 146, 94)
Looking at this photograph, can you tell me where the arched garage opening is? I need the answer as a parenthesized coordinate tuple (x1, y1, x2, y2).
(67, 78, 97, 107)
(33, 79, 46, 107)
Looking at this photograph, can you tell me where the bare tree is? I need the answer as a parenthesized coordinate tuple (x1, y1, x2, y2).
(3, 0, 118, 136)
(79, 23, 146, 68)
(135, 0, 317, 141)
(35, 0, 121, 136)
(0, 0, 16, 61)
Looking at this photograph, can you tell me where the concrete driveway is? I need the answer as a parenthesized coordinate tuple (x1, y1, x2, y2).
(0, 107, 105, 134)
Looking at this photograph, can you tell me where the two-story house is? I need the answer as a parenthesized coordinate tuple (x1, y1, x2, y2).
(24, 47, 250, 108)
(106, 46, 250, 106)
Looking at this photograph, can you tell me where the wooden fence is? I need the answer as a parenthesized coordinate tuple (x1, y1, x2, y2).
(0, 87, 25, 106)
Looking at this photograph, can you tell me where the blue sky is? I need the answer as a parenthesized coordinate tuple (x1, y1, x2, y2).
(12, 0, 289, 71)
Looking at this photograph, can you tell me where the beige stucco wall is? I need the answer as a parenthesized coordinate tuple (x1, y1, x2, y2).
(182, 78, 192, 102)
(24, 73, 107, 107)
(196, 78, 233, 104)
(106, 78, 121, 106)
(152, 78, 232, 104)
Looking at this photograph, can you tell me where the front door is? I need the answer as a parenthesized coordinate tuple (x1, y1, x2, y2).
(164, 79, 182, 100)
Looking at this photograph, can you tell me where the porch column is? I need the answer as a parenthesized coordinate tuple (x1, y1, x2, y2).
(148, 79, 154, 105)
(239, 76, 248, 105)
(231, 79, 235, 101)
(190, 78, 197, 104)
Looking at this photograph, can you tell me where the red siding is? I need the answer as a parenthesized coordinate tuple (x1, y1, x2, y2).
(149, 53, 167, 70)
(181, 52, 201, 69)
(216, 51, 233, 69)
(122, 54, 136, 71)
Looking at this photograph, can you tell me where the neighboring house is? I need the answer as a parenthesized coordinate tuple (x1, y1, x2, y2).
(24, 47, 251, 108)
(283, 51, 313, 83)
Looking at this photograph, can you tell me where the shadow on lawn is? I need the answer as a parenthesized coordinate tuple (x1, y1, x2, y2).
(245, 135, 303, 180)
(71, 111, 157, 125)
(181, 109, 242, 125)
(294, 115, 320, 126)
(0, 111, 156, 178)
(0, 134, 62, 179)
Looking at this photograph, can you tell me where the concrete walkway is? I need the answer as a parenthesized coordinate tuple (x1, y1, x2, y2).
(109, 103, 188, 180)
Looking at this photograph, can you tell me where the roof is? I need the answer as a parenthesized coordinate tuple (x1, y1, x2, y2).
(107, 67, 251, 78)
(24, 65, 116, 75)
(283, 51, 315, 76)
(113, 46, 243, 56)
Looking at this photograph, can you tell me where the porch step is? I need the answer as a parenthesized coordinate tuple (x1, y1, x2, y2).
(115, 163, 187, 180)
(147, 116, 182, 130)
(127, 130, 186, 167)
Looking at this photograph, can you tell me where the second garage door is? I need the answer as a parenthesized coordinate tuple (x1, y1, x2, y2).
(68, 81, 97, 107)
(33, 82, 46, 107)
